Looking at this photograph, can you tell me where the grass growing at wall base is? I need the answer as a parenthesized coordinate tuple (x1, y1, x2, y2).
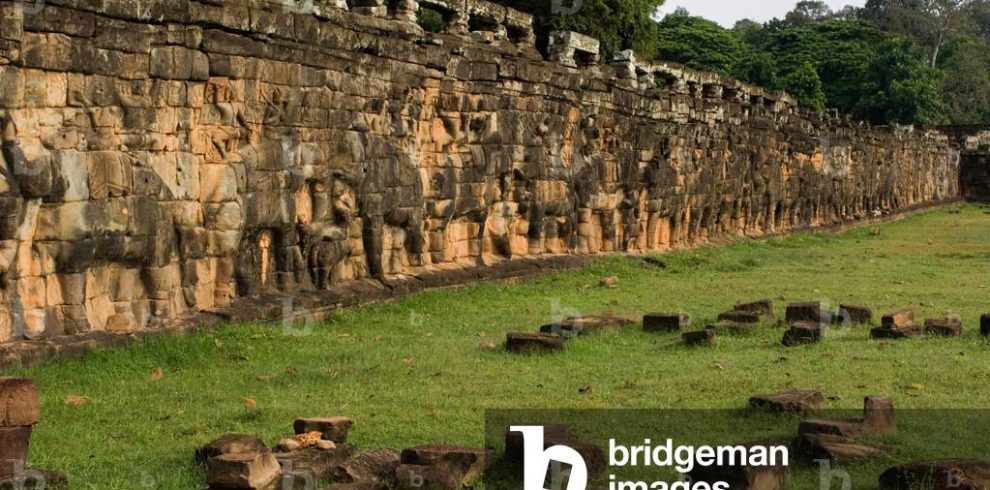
(9, 204, 990, 489)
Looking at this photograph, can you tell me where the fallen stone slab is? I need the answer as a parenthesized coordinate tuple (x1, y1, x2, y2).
(394, 464, 457, 490)
(687, 440, 789, 490)
(0, 469, 68, 490)
(786, 302, 824, 324)
(505, 333, 564, 354)
(749, 390, 826, 416)
(206, 451, 281, 490)
(782, 322, 822, 346)
(871, 326, 922, 340)
(196, 434, 268, 464)
(792, 433, 884, 462)
(0, 427, 31, 479)
(982, 314, 990, 337)
(879, 459, 990, 490)
(839, 305, 873, 325)
(924, 318, 964, 337)
(735, 299, 774, 320)
(333, 448, 401, 484)
(643, 313, 691, 333)
(682, 329, 716, 346)
(717, 310, 761, 324)
(882, 309, 915, 328)
(400, 445, 490, 487)
(277, 444, 356, 489)
(0, 378, 39, 427)
(294, 417, 354, 443)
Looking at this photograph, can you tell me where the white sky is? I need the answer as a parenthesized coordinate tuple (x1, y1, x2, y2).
(656, 0, 868, 27)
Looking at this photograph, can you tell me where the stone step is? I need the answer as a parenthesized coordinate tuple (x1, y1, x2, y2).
(294, 416, 354, 443)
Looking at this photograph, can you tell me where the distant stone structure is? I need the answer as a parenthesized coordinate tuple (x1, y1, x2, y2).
(0, 0, 964, 354)
(957, 130, 990, 202)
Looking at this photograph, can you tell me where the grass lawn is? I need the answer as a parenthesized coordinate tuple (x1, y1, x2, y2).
(9, 204, 990, 489)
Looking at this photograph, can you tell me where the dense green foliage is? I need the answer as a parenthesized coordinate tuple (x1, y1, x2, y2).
(656, 10, 746, 73)
(497, 0, 665, 59)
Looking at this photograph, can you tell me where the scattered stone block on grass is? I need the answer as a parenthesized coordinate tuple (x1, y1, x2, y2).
(0, 469, 68, 490)
(196, 434, 268, 464)
(504, 426, 606, 475)
(682, 329, 716, 346)
(782, 322, 822, 346)
(687, 440, 789, 490)
(643, 313, 691, 333)
(786, 302, 824, 324)
(206, 451, 281, 490)
(799, 396, 895, 438)
(505, 333, 564, 354)
(0, 378, 39, 427)
(717, 310, 761, 324)
(333, 448, 401, 483)
(792, 433, 884, 462)
(0, 426, 31, 479)
(879, 459, 990, 490)
(982, 314, 990, 336)
(749, 390, 826, 416)
(540, 314, 637, 337)
(839, 305, 873, 325)
(924, 318, 963, 337)
(735, 299, 775, 321)
(400, 445, 490, 487)
(882, 309, 915, 329)
(871, 326, 922, 340)
(276, 444, 356, 488)
(294, 416, 354, 443)
(394, 464, 457, 490)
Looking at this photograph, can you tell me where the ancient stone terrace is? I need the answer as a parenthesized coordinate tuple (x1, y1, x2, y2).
(0, 0, 965, 358)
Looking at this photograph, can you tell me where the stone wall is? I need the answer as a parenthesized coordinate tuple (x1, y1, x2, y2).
(959, 131, 990, 202)
(0, 0, 961, 344)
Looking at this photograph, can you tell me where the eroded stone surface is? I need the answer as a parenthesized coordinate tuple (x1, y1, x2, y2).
(786, 302, 824, 325)
(871, 326, 922, 339)
(196, 434, 268, 465)
(718, 310, 761, 324)
(0, 426, 30, 479)
(839, 305, 873, 325)
(749, 390, 825, 415)
(735, 300, 774, 320)
(793, 433, 883, 462)
(400, 445, 490, 487)
(0, 0, 963, 353)
(206, 451, 281, 490)
(924, 318, 963, 337)
(781, 322, 823, 346)
(333, 448, 401, 484)
(883, 309, 915, 329)
(0, 377, 38, 427)
(682, 328, 716, 346)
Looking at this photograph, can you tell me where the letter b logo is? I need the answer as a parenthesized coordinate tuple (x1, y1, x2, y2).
(510, 426, 588, 490)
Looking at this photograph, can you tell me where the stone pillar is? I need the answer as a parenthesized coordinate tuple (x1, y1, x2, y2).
(392, 0, 419, 22)
(446, 9, 469, 35)
(548, 31, 600, 68)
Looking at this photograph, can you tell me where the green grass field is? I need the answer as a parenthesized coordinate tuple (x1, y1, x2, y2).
(10, 204, 990, 489)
